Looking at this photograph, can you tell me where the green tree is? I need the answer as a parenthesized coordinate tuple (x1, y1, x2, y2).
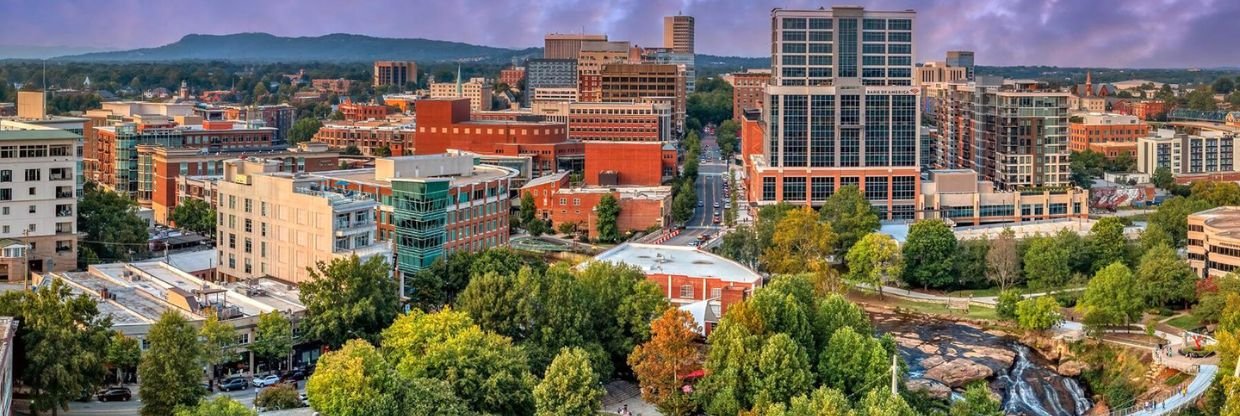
(762, 209, 836, 277)
(527, 218, 547, 237)
(577, 262, 670, 371)
(519, 191, 537, 228)
(845, 233, 903, 299)
(1187, 86, 1218, 111)
(718, 225, 761, 270)
(813, 294, 872, 355)
(456, 270, 526, 343)
(1069, 150, 1105, 189)
(170, 198, 216, 236)
(1192, 181, 1240, 206)
(287, 117, 323, 145)
(901, 220, 958, 290)
(672, 180, 697, 224)
(105, 332, 140, 385)
(949, 382, 1002, 416)
(595, 193, 621, 243)
(1023, 235, 1071, 289)
(754, 333, 815, 406)
(818, 327, 891, 397)
(199, 311, 237, 387)
(174, 396, 257, 416)
(139, 311, 205, 416)
(717, 119, 740, 159)
(1088, 217, 1129, 272)
(307, 339, 471, 416)
(1135, 244, 1197, 309)
(820, 185, 880, 254)
(986, 228, 1021, 290)
(1150, 196, 1215, 248)
(79, 182, 149, 262)
(996, 289, 1022, 320)
(1139, 222, 1174, 253)
(535, 348, 603, 416)
(250, 311, 293, 373)
(855, 390, 916, 416)
(1196, 275, 1240, 325)
(1016, 296, 1062, 335)
(300, 254, 398, 347)
(762, 387, 852, 416)
(629, 309, 701, 416)
(953, 238, 991, 289)
(0, 280, 112, 416)
(1215, 77, 1236, 95)
(1151, 166, 1175, 190)
(1079, 262, 1142, 333)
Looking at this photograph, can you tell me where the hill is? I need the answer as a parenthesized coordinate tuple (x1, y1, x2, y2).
(55, 33, 540, 63)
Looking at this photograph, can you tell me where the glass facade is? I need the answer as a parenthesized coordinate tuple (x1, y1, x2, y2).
(392, 179, 449, 280)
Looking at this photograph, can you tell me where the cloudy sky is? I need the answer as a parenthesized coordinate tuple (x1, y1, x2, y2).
(2, 0, 1237, 68)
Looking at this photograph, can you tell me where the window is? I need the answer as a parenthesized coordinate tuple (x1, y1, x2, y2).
(244, 219, 252, 233)
(711, 288, 722, 299)
(0, 170, 9, 182)
(808, 18, 831, 29)
(28, 187, 35, 196)
(811, 177, 835, 201)
(865, 177, 888, 200)
(888, 19, 912, 30)
(25, 169, 40, 181)
(679, 285, 694, 298)
(863, 18, 886, 30)
(888, 32, 911, 42)
(762, 177, 776, 201)
(782, 18, 807, 29)
(244, 199, 252, 213)
(783, 177, 807, 201)
(0, 189, 10, 201)
(244, 238, 252, 254)
(228, 234, 236, 249)
(28, 205, 35, 214)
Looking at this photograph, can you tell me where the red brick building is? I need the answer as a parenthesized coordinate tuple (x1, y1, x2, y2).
(500, 67, 526, 87)
(1068, 113, 1148, 158)
(521, 171, 672, 239)
(312, 116, 416, 156)
(589, 243, 762, 335)
(414, 98, 578, 176)
(312, 78, 353, 94)
(730, 70, 770, 122)
(339, 99, 391, 121)
(583, 141, 676, 186)
(1133, 100, 1168, 121)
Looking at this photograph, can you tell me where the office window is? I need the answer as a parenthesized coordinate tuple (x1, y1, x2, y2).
(782, 31, 806, 42)
(862, 32, 885, 42)
(809, 43, 832, 54)
(228, 234, 236, 248)
(862, 18, 886, 30)
(244, 199, 252, 213)
(762, 177, 776, 201)
(244, 219, 252, 233)
(25, 169, 40, 181)
(0, 189, 8, 201)
(865, 177, 888, 200)
(889, 44, 912, 54)
(783, 177, 807, 201)
(837, 19, 858, 77)
(809, 31, 833, 42)
(0, 170, 9, 182)
(782, 18, 807, 29)
(808, 18, 831, 29)
(888, 19, 912, 30)
(888, 32, 912, 42)
(679, 284, 694, 298)
(28, 205, 35, 214)
(892, 176, 916, 200)
(244, 238, 252, 254)
(811, 177, 835, 201)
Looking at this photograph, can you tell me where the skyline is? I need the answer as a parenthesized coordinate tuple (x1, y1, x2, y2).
(1, 0, 1238, 68)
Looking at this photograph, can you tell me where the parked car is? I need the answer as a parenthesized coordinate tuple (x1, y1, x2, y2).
(252, 374, 281, 388)
(218, 377, 248, 392)
(96, 387, 132, 402)
(281, 369, 307, 383)
(299, 392, 309, 406)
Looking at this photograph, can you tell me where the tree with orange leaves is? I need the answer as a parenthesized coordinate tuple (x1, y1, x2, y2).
(628, 308, 704, 416)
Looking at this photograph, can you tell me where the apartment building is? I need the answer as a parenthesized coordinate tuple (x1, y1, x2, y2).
(915, 61, 967, 86)
(214, 158, 389, 284)
(414, 99, 577, 176)
(746, 7, 921, 219)
(730, 70, 771, 122)
(0, 127, 80, 278)
(500, 67, 526, 87)
(919, 169, 1088, 226)
(219, 105, 295, 143)
(312, 115, 415, 156)
(430, 77, 494, 112)
(1188, 206, 1240, 279)
(1137, 128, 1236, 178)
(337, 99, 390, 121)
(373, 61, 417, 88)
(1068, 113, 1147, 157)
(578, 41, 634, 102)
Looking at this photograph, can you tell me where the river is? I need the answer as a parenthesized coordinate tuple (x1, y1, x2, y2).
(871, 312, 1092, 416)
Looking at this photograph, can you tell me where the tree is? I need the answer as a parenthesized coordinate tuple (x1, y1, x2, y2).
(174, 397, 257, 416)
(1191, 181, 1240, 206)
(577, 262, 670, 372)
(1187, 86, 1218, 111)
(1069, 150, 1105, 189)
(287, 117, 323, 145)
(456, 271, 525, 342)
(79, 182, 149, 262)
(1079, 262, 1142, 333)
(1149, 196, 1214, 247)
(813, 294, 872, 355)
(519, 192, 537, 228)
(818, 327, 890, 397)
(595, 194, 621, 243)
(953, 238, 991, 289)
(1215, 77, 1236, 95)
(1151, 166, 1175, 190)
(762, 209, 836, 277)
(627, 307, 716, 413)
(1222, 376, 1240, 416)
(845, 233, 903, 299)
(199, 310, 237, 387)
(253, 83, 270, 104)
(250, 311, 293, 373)
(718, 226, 761, 270)
(106, 332, 140, 385)
(342, 144, 362, 155)
(255, 383, 301, 410)
(535, 348, 604, 416)
(672, 180, 696, 224)
(307, 339, 472, 416)
(901, 220, 958, 290)
(1088, 217, 1129, 272)
(996, 289, 1022, 320)
(139, 311, 205, 416)
(754, 334, 815, 406)
(820, 185, 880, 254)
(372, 146, 392, 157)
(762, 387, 852, 416)
(949, 382, 1002, 416)
(0, 280, 112, 416)
(855, 390, 915, 416)
(717, 119, 740, 159)
(1135, 244, 1196, 309)
(1023, 235, 1071, 289)
(300, 254, 399, 347)
(1139, 222, 1174, 253)
(1016, 296, 1062, 335)
(170, 198, 216, 236)
(527, 218, 547, 237)
(986, 228, 1021, 290)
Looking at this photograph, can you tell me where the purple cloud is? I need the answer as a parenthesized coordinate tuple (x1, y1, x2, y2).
(2, 0, 1239, 67)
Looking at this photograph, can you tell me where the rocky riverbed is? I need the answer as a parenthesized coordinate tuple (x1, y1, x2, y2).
(871, 311, 1092, 416)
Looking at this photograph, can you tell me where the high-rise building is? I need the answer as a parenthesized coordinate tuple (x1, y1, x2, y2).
(373, 61, 417, 88)
(525, 59, 579, 107)
(746, 7, 920, 219)
(577, 41, 633, 102)
(599, 64, 686, 133)
(663, 15, 695, 54)
(914, 61, 967, 86)
(544, 34, 608, 60)
(0, 124, 80, 278)
(945, 50, 975, 80)
(729, 70, 771, 121)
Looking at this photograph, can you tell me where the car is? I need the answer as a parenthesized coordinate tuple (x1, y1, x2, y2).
(713, 215, 721, 224)
(281, 369, 308, 383)
(218, 377, 248, 392)
(252, 374, 281, 388)
(299, 392, 309, 406)
(713, 202, 720, 208)
(697, 201, 703, 207)
(96, 387, 132, 402)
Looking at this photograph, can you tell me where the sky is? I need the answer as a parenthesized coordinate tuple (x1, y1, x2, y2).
(2, 0, 1238, 68)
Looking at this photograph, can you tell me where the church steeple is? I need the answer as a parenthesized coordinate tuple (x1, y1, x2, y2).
(455, 64, 463, 97)
(1084, 71, 1093, 97)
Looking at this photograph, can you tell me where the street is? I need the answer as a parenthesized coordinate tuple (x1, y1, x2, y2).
(665, 132, 728, 246)
(14, 382, 310, 416)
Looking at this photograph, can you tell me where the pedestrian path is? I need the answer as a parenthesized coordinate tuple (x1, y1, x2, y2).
(1109, 364, 1217, 416)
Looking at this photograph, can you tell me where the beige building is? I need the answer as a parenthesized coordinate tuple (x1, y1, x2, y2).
(373, 61, 417, 88)
(215, 158, 389, 284)
(429, 77, 493, 112)
(1188, 206, 1240, 279)
(915, 62, 967, 86)
(0, 126, 80, 280)
(919, 169, 1089, 226)
(544, 33, 608, 60)
(663, 15, 695, 54)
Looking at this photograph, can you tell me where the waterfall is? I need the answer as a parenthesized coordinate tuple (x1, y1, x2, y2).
(1063, 378, 1092, 416)
(1002, 344, 1055, 416)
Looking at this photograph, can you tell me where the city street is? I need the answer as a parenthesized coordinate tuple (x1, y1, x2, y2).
(665, 132, 729, 246)
(13, 382, 309, 416)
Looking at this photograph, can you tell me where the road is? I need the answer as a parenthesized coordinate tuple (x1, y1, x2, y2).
(665, 132, 728, 246)
(15, 382, 309, 416)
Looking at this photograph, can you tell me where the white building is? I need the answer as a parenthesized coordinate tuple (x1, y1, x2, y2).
(0, 126, 80, 278)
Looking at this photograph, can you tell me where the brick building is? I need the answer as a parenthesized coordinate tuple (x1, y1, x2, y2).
(598, 63, 686, 133)
(589, 243, 761, 335)
(521, 171, 672, 239)
(338, 99, 390, 121)
(583, 142, 677, 186)
(312, 78, 353, 94)
(1113, 100, 1168, 121)
(312, 115, 416, 156)
(729, 70, 770, 122)
(563, 101, 673, 142)
(500, 67, 526, 87)
(1068, 113, 1148, 158)
(220, 105, 295, 143)
(414, 99, 577, 176)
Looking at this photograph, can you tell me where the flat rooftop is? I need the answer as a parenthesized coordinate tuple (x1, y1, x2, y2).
(315, 163, 515, 188)
(1193, 206, 1240, 238)
(590, 243, 762, 284)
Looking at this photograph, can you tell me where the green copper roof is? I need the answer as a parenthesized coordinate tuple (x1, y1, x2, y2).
(0, 129, 81, 141)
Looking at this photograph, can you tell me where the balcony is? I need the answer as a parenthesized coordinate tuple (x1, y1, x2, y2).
(56, 223, 74, 234)
(334, 221, 374, 237)
(56, 189, 74, 199)
(56, 208, 73, 218)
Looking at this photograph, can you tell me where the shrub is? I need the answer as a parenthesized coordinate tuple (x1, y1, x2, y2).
(256, 383, 301, 410)
(996, 289, 1021, 320)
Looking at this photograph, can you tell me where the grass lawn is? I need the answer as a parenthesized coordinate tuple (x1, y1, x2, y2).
(1166, 314, 1203, 332)
(849, 289, 1000, 321)
(945, 287, 1003, 298)
(1164, 372, 1191, 386)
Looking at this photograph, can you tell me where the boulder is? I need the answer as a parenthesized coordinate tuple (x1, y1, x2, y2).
(1057, 360, 1088, 377)
(962, 345, 1017, 369)
(906, 379, 952, 400)
(922, 358, 994, 388)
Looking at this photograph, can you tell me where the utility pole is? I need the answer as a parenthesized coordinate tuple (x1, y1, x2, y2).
(890, 354, 898, 395)
(22, 229, 30, 292)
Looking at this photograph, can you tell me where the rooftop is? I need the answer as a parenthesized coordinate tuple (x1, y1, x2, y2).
(1193, 206, 1240, 239)
(0, 128, 81, 142)
(314, 163, 516, 189)
(590, 243, 762, 284)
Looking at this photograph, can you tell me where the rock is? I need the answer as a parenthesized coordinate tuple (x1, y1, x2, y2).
(920, 356, 946, 369)
(1057, 360, 1088, 377)
(923, 358, 994, 388)
(906, 379, 951, 400)
(962, 345, 1016, 369)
